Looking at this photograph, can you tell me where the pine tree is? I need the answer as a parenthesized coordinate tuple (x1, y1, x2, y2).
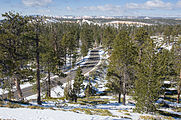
(84, 78, 95, 97)
(172, 38, 181, 103)
(40, 24, 61, 98)
(134, 37, 163, 113)
(102, 26, 116, 49)
(134, 28, 149, 63)
(80, 24, 93, 57)
(93, 25, 101, 47)
(80, 44, 88, 57)
(62, 31, 77, 67)
(25, 16, 44, 105)
(157, 48, 176, 98)
(163, 25, 172, 46)
(0, 12, 31, 100)
(73, 67, 84, 102)
(107, 30, 136, 104)
(64, 79, 73, 101)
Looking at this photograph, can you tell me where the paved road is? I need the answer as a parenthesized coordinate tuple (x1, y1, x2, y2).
(1, 47, 101, 99)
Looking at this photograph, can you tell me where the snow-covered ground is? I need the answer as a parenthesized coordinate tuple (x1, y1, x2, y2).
(0, 107, 123, 120)
(151, 35, 174, 51)
(157, 98, 181, 108)
(0, 82, 33, 95)
(1, 97, 178, 120)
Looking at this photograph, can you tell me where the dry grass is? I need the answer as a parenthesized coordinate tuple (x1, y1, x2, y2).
(69, 108, 118, 117)
(139, 115, 175, 120)
(118, 110, 129, 112)
(27, 105, 45, 110)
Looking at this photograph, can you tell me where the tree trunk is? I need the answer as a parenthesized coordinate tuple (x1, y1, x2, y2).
(123, 67, 127, 105)
(8, 80, 14, 99)
(122, 80, 126, 105)
(47, 69, 51, 98)
(123, 93, 126, 105)
(139, 48, 143, 63)
(177, 70, 181, 103)
(75, 95, 77, 103)
(65, 52, 67, 66)
(177, 90, 180, 103)
(70, 52, 72, 68)
(36, 35, 41, 105)
(14, 78, 23, 100)
(118, 92, 121, 103)
(118, 77, 122, 103)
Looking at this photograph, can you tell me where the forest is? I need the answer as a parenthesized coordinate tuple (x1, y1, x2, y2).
(0, 12, 181, 119)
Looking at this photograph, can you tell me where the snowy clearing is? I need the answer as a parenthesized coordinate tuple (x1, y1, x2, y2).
(0, 107, 124, 120)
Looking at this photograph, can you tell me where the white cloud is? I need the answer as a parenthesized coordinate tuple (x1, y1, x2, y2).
(22, 0, 52, 7)
(126, 0, 172, 10)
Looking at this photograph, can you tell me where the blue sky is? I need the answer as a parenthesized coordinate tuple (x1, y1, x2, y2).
(0, 0, 181, 18)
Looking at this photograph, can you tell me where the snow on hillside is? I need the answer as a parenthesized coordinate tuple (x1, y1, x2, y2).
(105, 21, 152, 26)
(151, 36, 173, 51)
(1, 97, 177, 120)
(0, 107, 124, 120)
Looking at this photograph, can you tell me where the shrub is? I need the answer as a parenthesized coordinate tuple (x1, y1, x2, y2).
(27, 105, 45, 110)
(0, 104, 4, 107)
(173, 108, 181, 112)
(124, 113, 131, 116)
(139, 115, 157, 120)
(84, 79, 96, 97)
(84, 109, 92, 115)
(6, 103, 23, 108)
(118, 110, 129, 112)
(139, 115, 175, 120)
(88, 96, 100, 99)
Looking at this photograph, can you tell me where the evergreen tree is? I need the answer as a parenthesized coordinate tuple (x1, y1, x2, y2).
(80, 24, 93, 57)
(62, 31, 77, 67)
(157, 48, 176, 98)
(0, 12, 31, 100)
(64, 78, 77, 102)
(134, 37, 163, 113)
(64, 79, 73, 101)
(102, 26, 116, 49)
(80, 44, 88, 57)
(73, 67, 84, 102)
(172, 38, 181, 103)
(25, 16, 44, 105)
(134, 28, 149, 63)
(93, 25, 101, 47)
(40, 24, 61, 98)
(84, 78, 95, 97)
(163, 25, 172, 46)
(107, 30, 136, 104)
